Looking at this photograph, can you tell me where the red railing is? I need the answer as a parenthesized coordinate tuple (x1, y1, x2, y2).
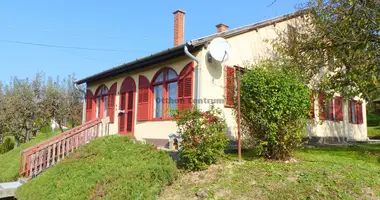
(19, 118, 110, 179)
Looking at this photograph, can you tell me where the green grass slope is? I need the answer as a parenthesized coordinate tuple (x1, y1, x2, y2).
(159, 144, 380, 199)
(16, 135, 177, 200)
(368, 126, 380, 138)
(0, 131, 59, 182)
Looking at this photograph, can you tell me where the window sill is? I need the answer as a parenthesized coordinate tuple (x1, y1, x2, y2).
(319, 119, 343, 122)
(224, 104, 234, 108)
(349, 122, 363, 125)
(148, 118, 176, 122)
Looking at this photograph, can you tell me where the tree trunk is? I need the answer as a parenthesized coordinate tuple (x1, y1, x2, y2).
(58, 123, 64, 133)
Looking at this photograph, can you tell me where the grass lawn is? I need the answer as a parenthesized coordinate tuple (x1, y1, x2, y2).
(159, 144, 380, 200)
(0, 131, 60, 182)
(16, 135, 177, 200)
(367, 126, 380, 139)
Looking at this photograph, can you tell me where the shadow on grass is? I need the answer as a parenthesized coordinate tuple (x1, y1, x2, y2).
(224, 149, 261, 161)
(223, 144, 380, 162)
(298, 144, 380, 162)
(370, 126, 380, 130)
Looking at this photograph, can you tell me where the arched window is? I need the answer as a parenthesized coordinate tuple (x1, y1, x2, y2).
(152, 68, 178, 118)
(95, 85, 109, 119)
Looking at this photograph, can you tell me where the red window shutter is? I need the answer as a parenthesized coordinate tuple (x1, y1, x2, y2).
(357, 102, 363, 124)
(107, 83, 117, 123)
(318, 92, 326, 120)
(137, 75, 150, 121)
(85, 90, 94, 122)
(225, 66, 235, 107)
(178, 62, 194, 111)
(334, 97, 343, 121)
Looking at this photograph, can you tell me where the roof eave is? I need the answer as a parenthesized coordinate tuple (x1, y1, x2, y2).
(75, 43, 200, 85)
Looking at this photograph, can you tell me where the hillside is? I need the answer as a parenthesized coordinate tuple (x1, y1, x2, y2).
(16, 135, 177, 200)
(0, 131, 59, 182)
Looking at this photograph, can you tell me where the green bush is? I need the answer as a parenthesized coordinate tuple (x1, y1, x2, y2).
(174, 106, 228, 171)
(240, 62, 311, 160)
(0, 137, 15, 154)
(16, 135, 177, 200)
(367, 112, 380, 126)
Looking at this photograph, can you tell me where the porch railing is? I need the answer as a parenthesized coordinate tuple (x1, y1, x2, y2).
(19, 118, 110, 179)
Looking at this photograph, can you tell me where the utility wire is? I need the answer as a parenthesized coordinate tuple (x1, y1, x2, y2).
(0, 39, 147, 52)
(1, 24, 151, 40)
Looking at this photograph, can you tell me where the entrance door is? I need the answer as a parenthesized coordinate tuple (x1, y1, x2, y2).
(119, 77, 136, 135)
(126, 91, 134, 133)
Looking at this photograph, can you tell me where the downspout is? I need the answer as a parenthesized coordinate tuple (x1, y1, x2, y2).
(184, 44, 200, 108)
(74, 82, 86, 125)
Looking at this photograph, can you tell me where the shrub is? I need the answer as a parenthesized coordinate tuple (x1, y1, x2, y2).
(0, 137, 15, 154)
(174, 106, 228, 171)
(240, 62, 311, 160)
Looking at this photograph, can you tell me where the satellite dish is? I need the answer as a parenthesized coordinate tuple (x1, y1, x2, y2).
(208, 37, 231, 62)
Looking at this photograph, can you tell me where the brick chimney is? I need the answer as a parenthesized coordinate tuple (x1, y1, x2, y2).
(173, 9, 185, 46)
(216, 23, 229, 33)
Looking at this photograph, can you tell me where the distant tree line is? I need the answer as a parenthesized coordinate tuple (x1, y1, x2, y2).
(0, 73, 83, 148)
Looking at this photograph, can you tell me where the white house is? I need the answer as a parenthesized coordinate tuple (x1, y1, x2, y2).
(75, 10, 368, 147)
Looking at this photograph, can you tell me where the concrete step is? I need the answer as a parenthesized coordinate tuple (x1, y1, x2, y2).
(0, 180, 24, 199)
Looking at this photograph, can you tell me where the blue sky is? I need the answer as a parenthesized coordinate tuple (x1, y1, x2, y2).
(0, 0, 306, 83)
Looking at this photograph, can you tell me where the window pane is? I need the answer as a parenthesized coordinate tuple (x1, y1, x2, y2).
(96, 89, 102, 96)
(155, 71, 164, 83)
(168, 82, 177, 115)
(154, 85, 163, 118)
(103, 96, 108, 118)
(167, 69, 178, 80)
(96, 97, 100, 118)
(102, 87, 108, 95)
(352, 102, 357, 123)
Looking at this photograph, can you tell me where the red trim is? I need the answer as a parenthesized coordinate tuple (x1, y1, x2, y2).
(137, 75, 151, 121)
(151, 67, 178, 85)
(108, 82, 117, 123)
(94, 85, 109, 119)
(94, 84, 108, 97)
(149, 117, 176, 121)
(225, 66, 235, 107)
(119, 77, 136, 135)
(151, 67, 179, 119)
(85, 90, 94, 122)
(349, 100, 363, 125)
(334, 96, 343, 121)
(178, 62, 194, 111)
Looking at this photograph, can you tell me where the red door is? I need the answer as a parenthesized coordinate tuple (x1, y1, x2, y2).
(119, 77, 136, 135)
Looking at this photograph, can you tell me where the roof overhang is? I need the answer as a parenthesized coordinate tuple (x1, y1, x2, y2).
(75, 43, 203, 85)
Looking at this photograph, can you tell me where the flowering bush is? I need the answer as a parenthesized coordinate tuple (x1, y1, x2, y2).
(174, 106, 228, 171)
